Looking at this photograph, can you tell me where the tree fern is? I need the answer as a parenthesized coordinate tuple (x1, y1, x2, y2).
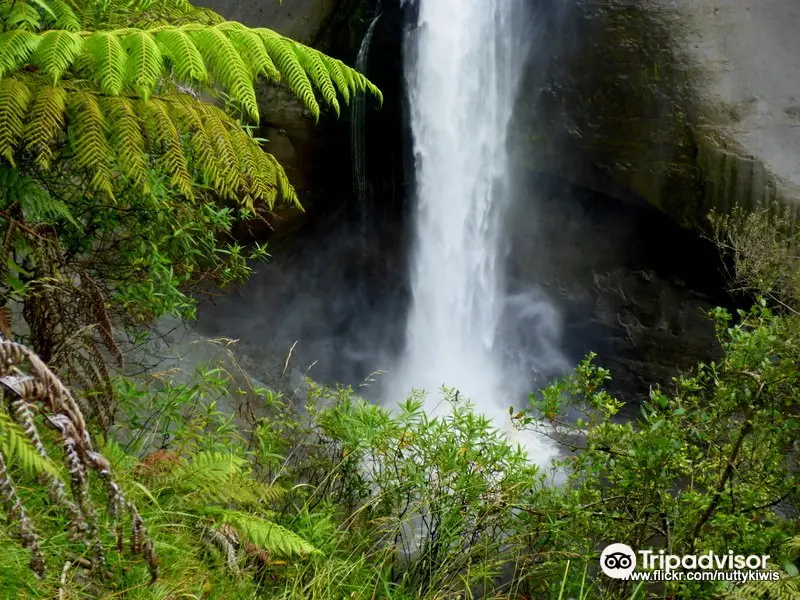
(2, 23, 380, 125)
(1, 0, 381, 209)
(122, 30, 163, 98)
(0, 78, 32, 165)
(24, 83, 67, 169)
(29, 30, 84, 81)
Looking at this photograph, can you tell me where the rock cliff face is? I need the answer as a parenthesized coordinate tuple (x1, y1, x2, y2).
(523, 0, 800, 228)
(183, 0, 799, 406)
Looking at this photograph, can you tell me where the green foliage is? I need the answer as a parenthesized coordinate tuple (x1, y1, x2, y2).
(516, 303, 800, 599)
(0, 409, 60, 478)
(0, 0, 381, 418)
(710, 207, 800, 311)
(0, 340, 156, 583)
(0, 0, 381, 201)
(3, 303, 799, 598)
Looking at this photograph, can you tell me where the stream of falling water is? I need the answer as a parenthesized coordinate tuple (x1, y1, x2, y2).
(351, 3, 382, 244)
(390, 0, 559, 461)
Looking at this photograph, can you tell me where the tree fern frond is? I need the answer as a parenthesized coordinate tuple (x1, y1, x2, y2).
(194, 102, 244, 193)
(257, 29, 319, 121)
(292, 44, 340, 117)
(121, 30, 162, 99)
(245, 143, 278, 208)
(99, 96, 149, 191)
(6, 25, 380, 121)
(153, 28, 207, 82)
(166, 94, 224, 190)
(224, 27, 280, 82)
(139, 97, 192, 198)
(66, 91, 113, 195)
(24, 83, 67, 170)
(31, 30, 83, 82)
(0, 30, 39, 79)
(320, 54, 350, 104)
(83, 31, 126, 95)
(43, 0, 80, 32)
(189, 26, 258, 121)
(269, 152, 298, 208)
(0, 78, 33, 165)
(6, 3, 41, 32)
(351, 69, 383, 106)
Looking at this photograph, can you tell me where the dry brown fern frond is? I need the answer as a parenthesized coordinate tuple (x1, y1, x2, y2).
(0, 341, 157, 582)
(16, 224, 123, 429)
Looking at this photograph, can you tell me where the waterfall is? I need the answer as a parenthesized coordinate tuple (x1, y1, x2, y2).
(390, 0, 561, 459)
(351, 5, 382, 262)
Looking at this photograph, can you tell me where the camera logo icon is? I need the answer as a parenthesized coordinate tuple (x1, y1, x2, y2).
(600, 543, 636, 579)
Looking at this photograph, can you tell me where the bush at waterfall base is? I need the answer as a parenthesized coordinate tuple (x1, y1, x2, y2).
(2, 303, 799, 599)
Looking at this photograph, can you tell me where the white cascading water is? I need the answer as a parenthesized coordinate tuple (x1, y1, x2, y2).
(390, 0, 560, 461)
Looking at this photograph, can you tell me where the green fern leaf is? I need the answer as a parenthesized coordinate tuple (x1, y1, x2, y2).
(189, 25, 258, 121)
(83, 31, 127, 95)
(122, 31, 162, 99)
(320, 54, 350, 104)
(223, 510, 319, 557)
(0, 164, 79, 228)
(31, 30, 83, 82)
(269, 152, 298, 208)
(0, 410, 61, 478)
(245, 143, 278, 208)
(224, 27, 280, 82)
(44, 0, 80, 32)
(6, 3, 41, 31)
(292, 44, 340, 116)
(24, 83, 67, 170)
(140, 98, 193, 198)
(167, 95, 224, 191)
(196, 103, 244, 194)
(100, 96, 149, 191)
(153, 28, 207, 82)
(0, 78, 33, 166)
(258, 29, 319, 121)
(165, 451, 246, 499)
(230, 129, 269, 209)
(67, 91, 113, 195)
(0, 30, 40, 79)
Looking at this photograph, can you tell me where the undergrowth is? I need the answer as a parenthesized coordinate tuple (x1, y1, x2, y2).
(2, 304, 799, 599)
